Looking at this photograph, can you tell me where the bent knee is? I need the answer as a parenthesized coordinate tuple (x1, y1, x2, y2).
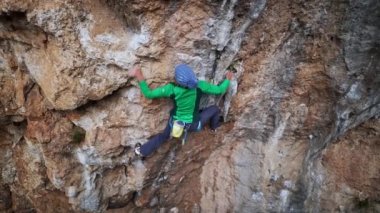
(210, 105, 221, 113)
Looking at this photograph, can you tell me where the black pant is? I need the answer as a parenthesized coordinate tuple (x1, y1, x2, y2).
(140, 105, 221, 156)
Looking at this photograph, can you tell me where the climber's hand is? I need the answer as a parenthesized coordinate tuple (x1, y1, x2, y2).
(226, 71, 234, 80)
(129, 65, 145, 81)
(128, 66, 138, 77)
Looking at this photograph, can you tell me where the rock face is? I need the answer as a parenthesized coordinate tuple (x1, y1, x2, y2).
(0, 0, 379, 212)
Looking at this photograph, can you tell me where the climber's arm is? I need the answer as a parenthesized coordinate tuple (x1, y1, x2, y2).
(129, 66, 174, 99)
(198, 80, 230, 95)
(138, 81, 174, 99)
(197, 71, 234, 95)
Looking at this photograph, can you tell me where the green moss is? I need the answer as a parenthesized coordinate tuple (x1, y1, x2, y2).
(356, 198, 370, 209)
(227, 63, 237, 73)
(227, 60, 242, 73)
(71, 126, 85, 144)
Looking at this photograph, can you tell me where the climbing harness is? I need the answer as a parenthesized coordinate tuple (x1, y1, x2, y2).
(181, 120, 202, 145)
(181, 124, 190, 146)
(171, 120, 185, 138)
(170, 119, 189, 145)
(170, 117, 201, 145)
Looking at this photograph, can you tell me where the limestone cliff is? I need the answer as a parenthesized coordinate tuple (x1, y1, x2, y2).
(0, 0, 379, 212)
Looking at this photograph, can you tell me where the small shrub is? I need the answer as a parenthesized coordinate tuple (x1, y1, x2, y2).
(356, 198, 370, 209)
(71, 126, 85, 144)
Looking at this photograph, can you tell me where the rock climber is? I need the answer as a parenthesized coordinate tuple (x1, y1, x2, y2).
(128, 64, 234, 157)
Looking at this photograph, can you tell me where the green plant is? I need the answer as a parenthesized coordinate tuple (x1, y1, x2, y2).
(71, 126, 85, 144)
(356, 198, 370, 209)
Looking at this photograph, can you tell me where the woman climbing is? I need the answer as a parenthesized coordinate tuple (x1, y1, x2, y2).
(128, 64, 234, 157)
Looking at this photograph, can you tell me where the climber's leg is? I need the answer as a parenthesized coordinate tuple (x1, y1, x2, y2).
(198, 105, 221, 131)
(139, 119, 172, 156)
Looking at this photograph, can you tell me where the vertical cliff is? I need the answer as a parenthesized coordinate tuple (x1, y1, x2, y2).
(0, 0, 379, 212)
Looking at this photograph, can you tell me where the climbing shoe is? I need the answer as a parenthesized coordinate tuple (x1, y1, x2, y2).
(209, 129, 217, 135)
(134, 143, 142, 157)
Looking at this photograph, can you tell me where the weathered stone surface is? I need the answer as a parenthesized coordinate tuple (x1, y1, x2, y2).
(317, 118, 380, 212)
(0, 125, 18, 212)
(0, 39, 32, 119)
(0, 0, 379, 212)
(1, 1, 148, 110)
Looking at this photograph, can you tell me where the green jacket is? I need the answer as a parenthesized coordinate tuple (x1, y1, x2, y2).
(138, 79, 230, 123)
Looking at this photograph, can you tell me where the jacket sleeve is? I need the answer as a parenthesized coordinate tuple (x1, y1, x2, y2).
(197, 79, 230, 95)
(138, 80, 174, 99)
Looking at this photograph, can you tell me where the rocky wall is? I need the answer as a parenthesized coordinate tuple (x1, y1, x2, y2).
(0, 0, 379, 212)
